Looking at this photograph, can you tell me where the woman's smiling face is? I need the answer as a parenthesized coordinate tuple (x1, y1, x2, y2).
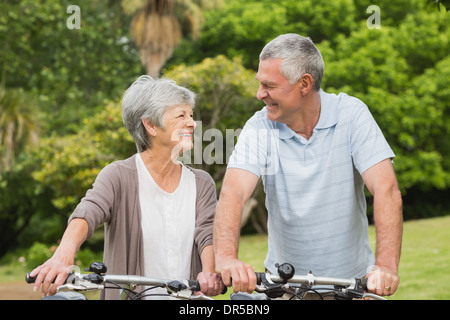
(158, 104, 196, 153)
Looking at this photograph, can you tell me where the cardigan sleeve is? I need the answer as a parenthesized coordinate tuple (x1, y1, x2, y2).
(193, 169, 217, 252)
(188, 167, 217, 278)
(68, 162, 121, 239)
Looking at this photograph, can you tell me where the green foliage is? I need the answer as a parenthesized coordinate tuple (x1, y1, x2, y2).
(352, 0, 426, 24)
(25, 242, 54, 270)
(30, 101, 135, 213)
(0, 163, 56, 257)
(24, 241, 102, 270)
(0, 0, 142, 134)
(165, 55, 261, 183)
(0, 86, 42, 171)
(392, 9, 450, 76)
(170, 0, 359, 70)
(319, 9, 450, 193)
(73, 247, 102, 268)
(426, 0, 450, 11)
(166, 55, 259, 129)
(0, 100, 134, 256)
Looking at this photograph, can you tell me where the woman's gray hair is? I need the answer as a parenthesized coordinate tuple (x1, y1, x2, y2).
(122, 75, 196, 152)
(260, 34, 324, 91)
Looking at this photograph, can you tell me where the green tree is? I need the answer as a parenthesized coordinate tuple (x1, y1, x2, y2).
(318, 8, 450, 195)
(0, 164, 55, 258)
(0, 0, 142, 134)
(121, 0, 223, 77)
(165, 55, 259, 178)
(352, 0, 426, 25)
(0, 79, 41, 172)
(0, 99, 135, 258)
(169, 0, 359, 70)
(30, 101, 135, 213)
(427, 0, 450, 11)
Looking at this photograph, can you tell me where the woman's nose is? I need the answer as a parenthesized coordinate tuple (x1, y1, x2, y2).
(187, 117, 197, 128)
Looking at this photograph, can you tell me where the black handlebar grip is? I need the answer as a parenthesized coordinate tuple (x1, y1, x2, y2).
(221, 285, 227, 295)
(188, 279, 227, 295)
(188, 279, 201, 291)
(361, 277, 368, 291)
(25, 272, 72, 284)
(25, 273, 36, 284)
(255, 272, 264, 285)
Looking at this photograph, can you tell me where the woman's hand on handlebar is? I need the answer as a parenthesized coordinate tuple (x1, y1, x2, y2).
(29, 256, 74, 297)
(29, 218, 88, 296)
(196, 271, 224, 296)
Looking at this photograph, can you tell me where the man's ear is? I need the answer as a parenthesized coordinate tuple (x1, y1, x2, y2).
(298, 73, 314, 96)
(142, 119, 157, 136)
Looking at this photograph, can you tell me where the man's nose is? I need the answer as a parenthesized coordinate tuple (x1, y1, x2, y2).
(256, 85, 268, 100)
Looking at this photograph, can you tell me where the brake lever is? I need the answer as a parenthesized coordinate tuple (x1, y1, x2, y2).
(255, 273, 286, 298)
(57, 281, 104, 293)
(56, 272, 104, 293)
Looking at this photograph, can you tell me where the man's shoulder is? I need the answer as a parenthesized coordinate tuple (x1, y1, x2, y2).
(322, 90, 367, 109)
(321, 90, 371, 125)
(244, 107, 275, 129)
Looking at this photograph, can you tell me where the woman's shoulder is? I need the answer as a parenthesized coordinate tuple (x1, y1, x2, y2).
(183, 165, 215, 187)
(97, 154, 137, 182)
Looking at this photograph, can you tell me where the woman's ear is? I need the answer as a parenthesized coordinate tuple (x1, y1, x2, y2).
(142, 119, 157, 136)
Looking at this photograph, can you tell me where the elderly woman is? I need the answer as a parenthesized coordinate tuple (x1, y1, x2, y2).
(30, 75, 223, 299)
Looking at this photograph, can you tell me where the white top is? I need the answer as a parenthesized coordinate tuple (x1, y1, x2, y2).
(228, 90, 395, 279)
(136, 154, 196, 298)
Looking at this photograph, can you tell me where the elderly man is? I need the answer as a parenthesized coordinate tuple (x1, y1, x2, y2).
(214, 34, 402, 298)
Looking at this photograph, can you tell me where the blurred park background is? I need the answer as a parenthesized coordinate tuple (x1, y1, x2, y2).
(0, 0, 449, 299)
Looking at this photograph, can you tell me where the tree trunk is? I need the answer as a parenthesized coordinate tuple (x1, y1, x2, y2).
(143, 51, 169, 78)
(240, 197, 257, 229)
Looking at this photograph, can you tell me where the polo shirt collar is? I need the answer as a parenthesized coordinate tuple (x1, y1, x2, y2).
(276, 89, 338, 140)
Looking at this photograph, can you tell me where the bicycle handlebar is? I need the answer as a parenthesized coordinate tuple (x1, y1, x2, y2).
(256, 271, 368, 290)
(26, 262, 384, 300)
(251, 263, 384, 300)
(25, 262, 211, 300)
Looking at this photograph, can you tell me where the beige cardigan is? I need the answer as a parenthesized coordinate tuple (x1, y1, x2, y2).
(69, 154, 217, 299)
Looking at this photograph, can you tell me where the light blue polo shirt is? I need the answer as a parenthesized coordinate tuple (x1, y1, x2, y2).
(228, 90, 395, 279)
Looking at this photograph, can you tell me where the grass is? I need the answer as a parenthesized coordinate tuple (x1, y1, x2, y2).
(391, 216, 450, 299)
(1, 216, 449, 300)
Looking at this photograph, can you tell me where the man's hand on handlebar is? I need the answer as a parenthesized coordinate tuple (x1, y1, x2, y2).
(366, 265, 399, 296)
(215, 257, 257, 294)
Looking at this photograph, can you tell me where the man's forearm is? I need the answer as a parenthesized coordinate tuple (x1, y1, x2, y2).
(373, 187, 403, 272)
(213, 195, 242, 261)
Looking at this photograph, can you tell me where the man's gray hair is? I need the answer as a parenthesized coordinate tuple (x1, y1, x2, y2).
(122, 75, 196, 152)
(260, 34, 324, 91)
